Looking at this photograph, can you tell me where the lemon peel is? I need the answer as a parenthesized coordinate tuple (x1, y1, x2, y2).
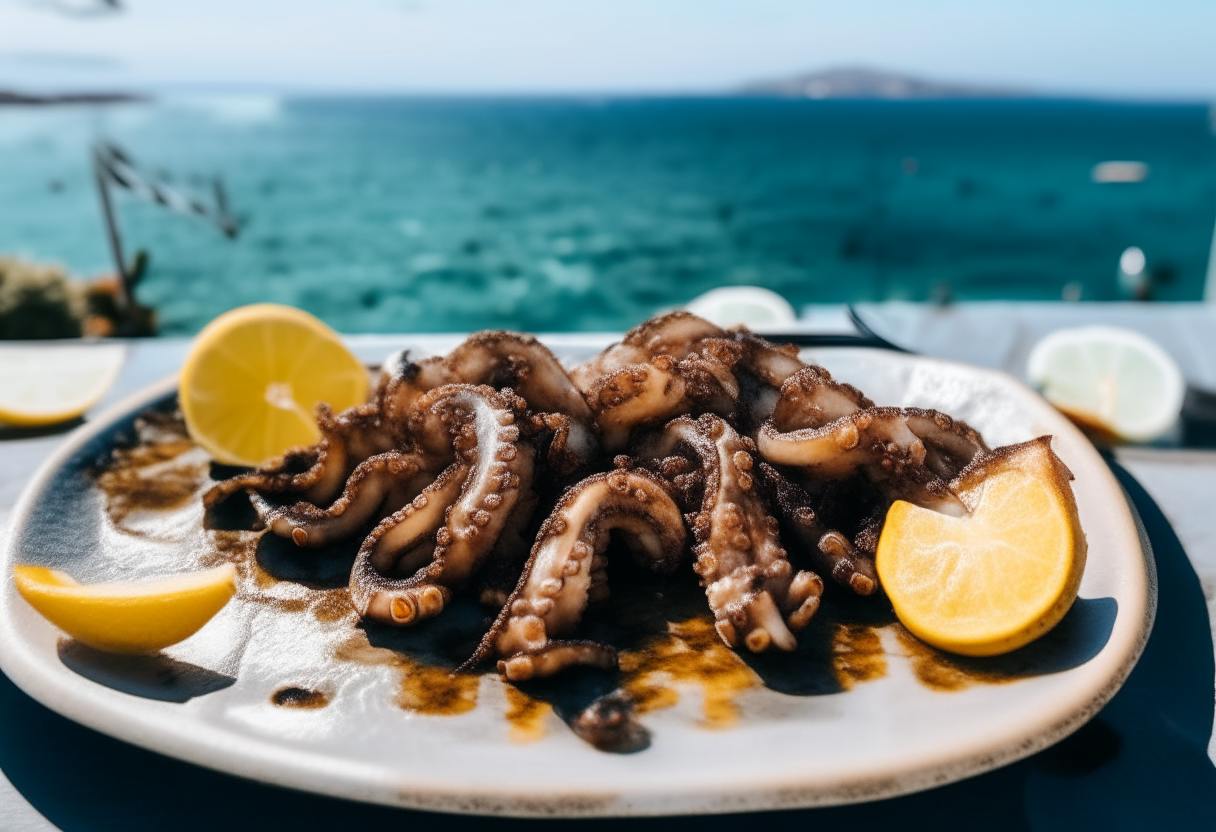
(13, 563, 237, 654)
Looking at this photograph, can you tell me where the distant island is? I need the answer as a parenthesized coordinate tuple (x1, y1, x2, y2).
(0, 89, 146, 106)
(739, 67, 1030, 99)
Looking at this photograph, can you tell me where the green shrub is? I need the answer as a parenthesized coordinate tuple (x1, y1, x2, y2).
(0, 257, 86, 339)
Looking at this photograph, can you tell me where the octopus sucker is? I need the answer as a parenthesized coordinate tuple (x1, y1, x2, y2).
(349, 384, 536, 626)
(247, 450, 432, 548)
(632, 414, 823, 652)
(470, 469, 686, 680)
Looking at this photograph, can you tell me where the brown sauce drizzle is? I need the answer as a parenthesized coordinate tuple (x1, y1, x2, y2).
(894, 626, 1018, 691)
(335, 633, 480, 716)
(272, 687, 329, 709)
(832, 622, 888, 690)
(95, 411, 208, 531)
(504, 686, 551, 743)
(619, 616, 760, 729)
(200, 529, 357, 624)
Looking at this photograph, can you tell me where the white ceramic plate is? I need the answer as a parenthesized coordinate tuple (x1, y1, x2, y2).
(0, 345, 1155, 817)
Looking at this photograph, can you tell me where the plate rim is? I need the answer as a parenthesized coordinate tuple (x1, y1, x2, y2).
(0, 350, 1158, 817)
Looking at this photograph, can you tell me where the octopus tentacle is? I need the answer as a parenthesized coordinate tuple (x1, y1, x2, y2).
(247, 450, 432, 548)
(587, 350, 739, 452)
(902, 408, 989, 478)
(734, 334, 805, 389)
(203, 445, 321, 510)
(570, 311, 727, 393)
(349, 384, 536, 625)
(377, 333, 597, 473)
(203, 402, 394, 510)
(757, 406, 974, 516)
(756, 462, 878, 596)
(349, 464, 468, 623)
(637, 415, 823, 652)
(523, 410, 595, 478)
(470, 469, 686, 681)
(769, 365, 875, 432)
(730, 334, 807, 431)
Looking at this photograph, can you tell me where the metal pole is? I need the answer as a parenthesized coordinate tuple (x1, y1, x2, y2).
(92, 146, 132, 313)
(1206, 209, 1216, 302)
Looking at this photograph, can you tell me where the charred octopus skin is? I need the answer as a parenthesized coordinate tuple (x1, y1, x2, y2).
(585, 348, 741, 452)
(202, 401, 395, 512)
(569, 311, 728, 394)
(757, 462, 878, 596)
(349, 384, 536, 626)
(247, 450, 434, 548)
(758, 405, 987, 517)
(633, 415, 823, 652)
(379, 332, 597, 474)
(769, 365, 874, 432)
(572, 311, 814, 444)
(471, 469, 686, 681)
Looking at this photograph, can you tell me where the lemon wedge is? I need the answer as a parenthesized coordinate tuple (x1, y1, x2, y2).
(13, 564, 237, 654)
(0, 343, 126, 427)
(1027, 326, 1184, 443)
(179, 304, 369, 467)
(876, 437, 1086, 657)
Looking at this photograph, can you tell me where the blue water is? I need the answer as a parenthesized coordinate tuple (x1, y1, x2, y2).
(1, 96, 1214, 335)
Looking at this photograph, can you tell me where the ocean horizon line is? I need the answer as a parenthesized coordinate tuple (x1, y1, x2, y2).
(3, 87, 1214, 108)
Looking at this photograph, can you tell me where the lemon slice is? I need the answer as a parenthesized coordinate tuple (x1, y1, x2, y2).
(0, 343, 126, 427)
(1027, 326, 1184, 443)
(684, 286, 797, 329)
(876, 437, 1086, 657)
(179, 304, 369, 466)
(13, 564, 237, 654)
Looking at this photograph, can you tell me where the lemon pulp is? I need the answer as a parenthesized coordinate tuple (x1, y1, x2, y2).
(1027, 325, 1184, 443)
(13, 564, 237, 654)
(876, 437, 1086, 657)
(179, 303, 368, 466)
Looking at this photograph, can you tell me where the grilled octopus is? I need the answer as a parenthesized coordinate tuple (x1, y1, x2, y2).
(204, 310, 1013, 689)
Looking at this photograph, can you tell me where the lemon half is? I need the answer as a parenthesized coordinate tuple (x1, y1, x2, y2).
(876, 437, 1086, 657)
(14, 564, 237, 654)
(179, 304, 368, 467)
(1027, 326, 1184, 443)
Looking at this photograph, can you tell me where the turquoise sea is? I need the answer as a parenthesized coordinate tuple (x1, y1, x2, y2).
(1, 96, 1214, 335)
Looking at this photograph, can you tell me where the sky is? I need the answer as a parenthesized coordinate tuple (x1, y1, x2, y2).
(1, 0, 1214, 98)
